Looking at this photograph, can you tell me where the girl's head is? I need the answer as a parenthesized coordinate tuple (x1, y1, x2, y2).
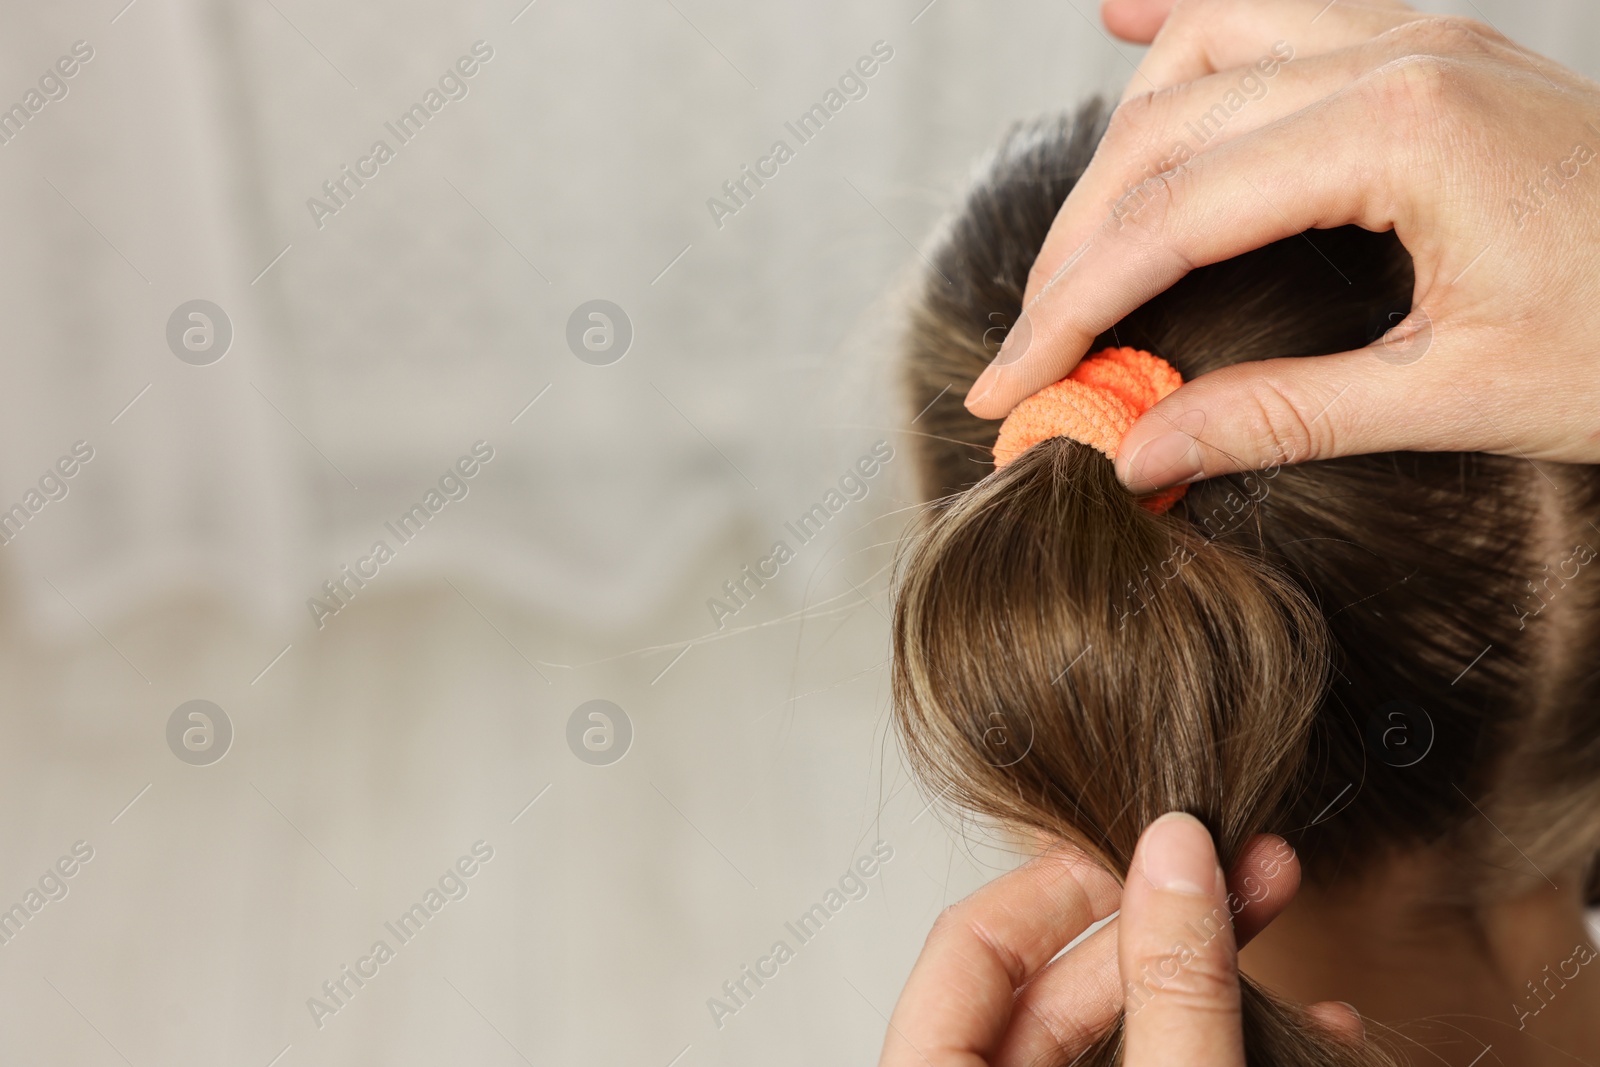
(892, 100, 1600, 1065)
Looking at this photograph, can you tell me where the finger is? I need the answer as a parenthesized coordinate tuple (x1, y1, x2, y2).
(1101, 0, 1412, 56)
(965, 76, 1406, 419)
(1101, 0, 1177, 43)
(1014, 3, 1442, 344)
(1121, 0, 1418, 101)
(1227, 834, 1300, 946)
(1023, 38, 1412, 311)
(1120, 812, 1244, 1067)
(1113, 322, 1506, 490)
(994, 835, 1299, 1067)
(994, 916, 1122, 1067)
(880, 848, 1122, 1066)
(1007, 15, 1515, 376)
(1306, 1001, 1366, 1044)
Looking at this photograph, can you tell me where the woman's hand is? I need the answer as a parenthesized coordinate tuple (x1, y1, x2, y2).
(877, 813, 1359, 1066)
(964, 0, 1600, 492)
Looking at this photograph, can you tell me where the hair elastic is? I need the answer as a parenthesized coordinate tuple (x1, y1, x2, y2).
(990, 346, 1188, 514)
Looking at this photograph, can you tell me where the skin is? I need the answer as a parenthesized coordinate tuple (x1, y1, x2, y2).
(962, 0, 1600, 493)
(888, 3, 1600, 1061)
(1244, 846, 1600, 1067)
(880, 815, 1600, 1066)
(878, 814, 1362, 1067)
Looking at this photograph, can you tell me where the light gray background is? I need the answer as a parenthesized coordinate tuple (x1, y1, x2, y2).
(0, 1, 1591, 1065)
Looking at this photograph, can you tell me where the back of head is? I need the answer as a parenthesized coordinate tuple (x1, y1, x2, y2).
(892, 99, 1600, 1066)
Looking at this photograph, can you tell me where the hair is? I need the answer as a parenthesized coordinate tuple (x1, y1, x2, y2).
(892, 99, 1600, 1066)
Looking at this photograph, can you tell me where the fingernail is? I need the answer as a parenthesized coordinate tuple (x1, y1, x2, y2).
(965, 363, 999, 411)
(1139, 812, 1218, 896)
(1121, 430, 1203, 492)
(995, 310, 1033, 367)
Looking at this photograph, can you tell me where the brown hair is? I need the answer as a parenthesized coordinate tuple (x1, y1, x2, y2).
(892, 99, 1600, 1065)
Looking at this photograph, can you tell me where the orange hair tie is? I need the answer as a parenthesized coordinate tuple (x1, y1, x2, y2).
(991, 346, 1187, 514)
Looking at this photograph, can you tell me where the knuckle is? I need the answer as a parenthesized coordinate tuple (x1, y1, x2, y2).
(925, 903, 965, 945)
(1163, 0, 1214, 28)
(1126, 947, 1239, 1012)
(1015, 997, 1100, 1052)
(923, 905, 1029, 985)
(1099, 165, 1196, 285)
(1100, 111, 1195, 242)
(1099, 90, 1190, 187)
(1429, 14, 1506, 50)
(1102, 93, 1155, 157)
(968, 917, 1031, 986)
(1112, 165, 1183, 237)
(1232, 375, 1330, 466)
(928, 902, 960, 953)
(1359, 54, 1474, 135)
(1381, 15, 1503, 57)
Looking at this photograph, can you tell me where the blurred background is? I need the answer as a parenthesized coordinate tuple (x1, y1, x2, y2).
(0, 1, 1593, 1064)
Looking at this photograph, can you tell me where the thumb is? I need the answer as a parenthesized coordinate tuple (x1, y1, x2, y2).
(1120, 812, 1244, 1067)
(1114, 333, 1467, 492)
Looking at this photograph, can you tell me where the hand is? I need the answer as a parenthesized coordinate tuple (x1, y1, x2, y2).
(877, 813, 1360, 1066)
(963, 0, 1600, 492)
